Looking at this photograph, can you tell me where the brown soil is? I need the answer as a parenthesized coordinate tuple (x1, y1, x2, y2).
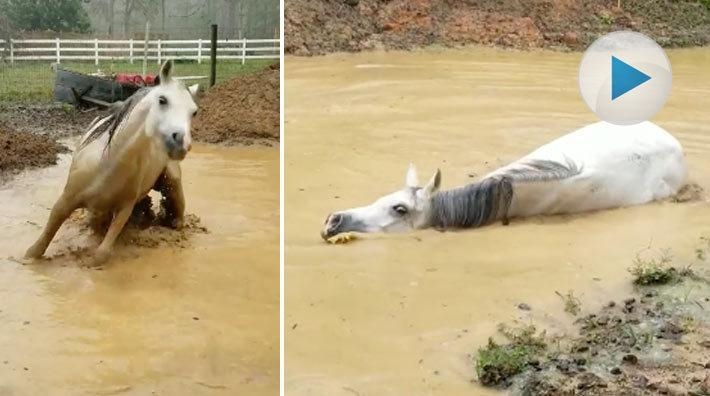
(192, 63, 280, 146)
(0, 103, 100, 138)
(479, 261, 710, 395)
(0, 125, 68, 179)
(670, 183, 705, 203)
(42, 205, 209, 266)
(285, 0, 710, 55)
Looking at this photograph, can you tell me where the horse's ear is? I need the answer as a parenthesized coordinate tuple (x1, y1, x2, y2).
(159, 59, 173, 83)
(405, 163, 419, 187)
(422, 169, 441, 197)
(188, 83, 199, 97)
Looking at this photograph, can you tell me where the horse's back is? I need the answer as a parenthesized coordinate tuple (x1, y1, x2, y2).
(509, 121, 686, 217)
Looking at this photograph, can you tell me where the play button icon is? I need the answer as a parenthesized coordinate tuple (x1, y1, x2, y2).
(579, 31, 672, 125)
(611, 56, 651, 100)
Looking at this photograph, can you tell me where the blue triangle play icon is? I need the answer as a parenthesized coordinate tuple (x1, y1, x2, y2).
(611, 56, 651, 100)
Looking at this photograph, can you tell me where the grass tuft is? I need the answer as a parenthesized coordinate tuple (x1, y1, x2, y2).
(474, 324, 546, 387)
(629, 249, 678, 286)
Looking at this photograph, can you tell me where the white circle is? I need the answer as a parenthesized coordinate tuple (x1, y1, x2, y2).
(578, 31, 672, 125)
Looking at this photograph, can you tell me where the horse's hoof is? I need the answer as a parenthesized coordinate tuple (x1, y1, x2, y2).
(171, 218, 184, 230)
(92, 249, 111, 266)
(24, 245, 44, 260)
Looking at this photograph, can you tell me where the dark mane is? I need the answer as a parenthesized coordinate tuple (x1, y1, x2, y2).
(428, 176, 514, 229)
(79, 87, 151, 150)
(426, 159, 581, 229)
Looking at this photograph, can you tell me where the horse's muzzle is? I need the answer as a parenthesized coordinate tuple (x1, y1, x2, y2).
(320, 213, 344, 240)
(168, 148, 188, 160)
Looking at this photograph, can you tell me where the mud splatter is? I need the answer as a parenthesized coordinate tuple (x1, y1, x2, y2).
(670, 182, 705, 203)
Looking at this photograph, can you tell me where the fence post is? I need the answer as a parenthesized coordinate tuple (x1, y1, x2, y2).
(157, 39, 161, 65)
(142, 21, 150, 77)
(129, 38, 134, 64)
(94, 38, 99, 65)
(210, 24, 217, 87)
(55, 37, 60, 64)
(9, 39, 13, 65)
(197, 38, 202, 64)
(241, 37, 246, 65)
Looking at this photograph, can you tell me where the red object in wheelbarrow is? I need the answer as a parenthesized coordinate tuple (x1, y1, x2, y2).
(114, 73, 157, 87)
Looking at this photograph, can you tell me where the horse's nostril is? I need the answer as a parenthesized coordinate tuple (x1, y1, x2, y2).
(171, 132, 184, 145)
(330, 213, 343, 226)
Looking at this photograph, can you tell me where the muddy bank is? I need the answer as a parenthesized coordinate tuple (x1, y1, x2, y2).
(192, 63, 280, 146)
(475, 246, 710, 395)
(285, 0, 710, 55)
(0, 125, 68, 180)
(0, 103, 100, 138)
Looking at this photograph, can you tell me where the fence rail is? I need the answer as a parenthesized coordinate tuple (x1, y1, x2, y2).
(0, 38, 280, 65)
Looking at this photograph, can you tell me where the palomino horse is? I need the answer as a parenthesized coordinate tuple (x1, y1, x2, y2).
(321, 121, 687, 239)
(26, 60, 198, 263)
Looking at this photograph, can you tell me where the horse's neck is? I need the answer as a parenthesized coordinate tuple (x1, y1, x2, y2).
(107, 104, 156, 159)
(425, 176, 513, 229)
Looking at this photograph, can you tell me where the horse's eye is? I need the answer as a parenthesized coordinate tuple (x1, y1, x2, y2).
(392, 204, 408, 216)
(158, 95, 168, 106)
(192, 110, 198, 117)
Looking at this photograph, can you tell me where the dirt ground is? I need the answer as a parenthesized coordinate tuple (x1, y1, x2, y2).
(285, 0, 710, 55)
(477, 255, 710, 395)
(192, 63, 280, 146)
(0, 125, 68, 180)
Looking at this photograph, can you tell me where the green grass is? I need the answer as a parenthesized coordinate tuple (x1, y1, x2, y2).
(474, 325, 547, 387)
(0, 59, 276, 102)
(629, 249, 678, 286)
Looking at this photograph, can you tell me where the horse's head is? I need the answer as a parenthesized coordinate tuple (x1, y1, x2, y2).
(144, 60, 199, 160)
(321, 164, 441, 240)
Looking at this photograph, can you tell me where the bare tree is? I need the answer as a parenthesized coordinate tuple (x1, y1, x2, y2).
(123, 0, 136, 36)
(108, 0, 115, 37)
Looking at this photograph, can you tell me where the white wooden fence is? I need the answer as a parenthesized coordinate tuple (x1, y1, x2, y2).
(0, 38, 279, 65)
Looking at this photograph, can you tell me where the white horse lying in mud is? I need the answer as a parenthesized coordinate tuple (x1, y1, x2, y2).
(321, 121, 687, 240)
(26, 60, 198, 263)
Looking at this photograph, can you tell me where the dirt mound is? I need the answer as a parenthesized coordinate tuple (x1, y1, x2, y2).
(192, 63, 280, 146)
(0, 126, 68, 178)
(285, 0, 710, 55)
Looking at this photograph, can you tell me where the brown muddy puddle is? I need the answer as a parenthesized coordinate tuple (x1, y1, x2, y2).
(285, 48, 710, 395)
(0, 143, 279, 395)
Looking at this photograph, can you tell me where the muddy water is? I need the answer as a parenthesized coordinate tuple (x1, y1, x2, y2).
(0, 144, 279, 395)
(285, 48, 710, 395)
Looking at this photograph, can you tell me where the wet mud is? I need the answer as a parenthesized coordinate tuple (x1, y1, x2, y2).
(0, 143, 280, 394)
(284, 48, 710, 395)
(480, 252, 710, 395)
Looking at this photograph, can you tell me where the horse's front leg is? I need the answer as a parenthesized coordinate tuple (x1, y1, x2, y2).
(156, 162, 185, 229)
(93, 203, 133, 265)
(25, 192, 79, 259)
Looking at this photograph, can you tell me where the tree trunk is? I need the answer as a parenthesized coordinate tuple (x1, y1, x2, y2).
(226, 0, 236, 38)
(123, 0, 135, 37)
(108, 0, 115, 37)
(161, 0, 165, 32)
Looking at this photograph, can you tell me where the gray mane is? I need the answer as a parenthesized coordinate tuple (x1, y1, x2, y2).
(426, 159, 581, 229)
(79, 87, 151, 150)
